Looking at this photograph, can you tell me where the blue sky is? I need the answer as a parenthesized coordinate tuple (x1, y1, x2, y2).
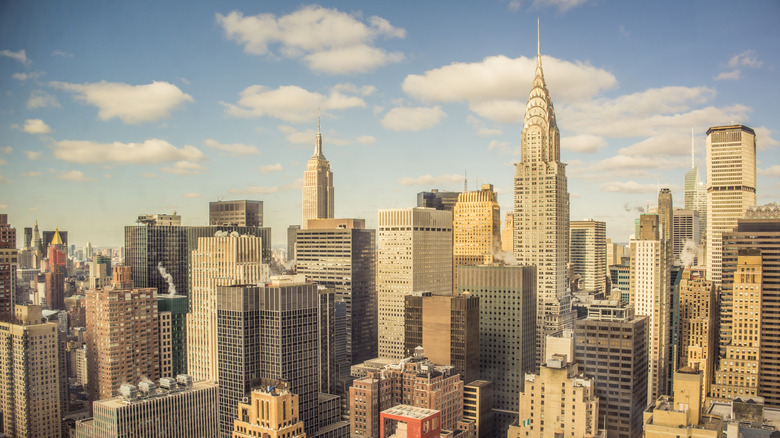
(1, 0, 779, 248)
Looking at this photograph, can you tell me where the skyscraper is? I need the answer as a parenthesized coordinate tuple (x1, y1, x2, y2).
(0, 214, 17, 320)
(684, 132, 707, 238)
(125, 215, 189, 296)
(453, 184, 501, 285)
(677, 267, 717, 405)
(569, 219, 607, 293)
(706, 124, 756, 283)
(231, 387, 306, 438)
(158, 294, 188, 377)
(672, 210, 701, 265)
(209, 200, 263, 226)
(417, 189, 460, 211)
(188, 233, 267, 382)
(0, 305, 62, 438)
(513, 27, 572, 365)
(295, 218, 377, 364)
(302, 117, 334, 228)
(377, 207, 452, 359)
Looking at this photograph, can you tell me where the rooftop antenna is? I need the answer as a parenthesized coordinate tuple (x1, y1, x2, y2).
(464, 170, 468, 193)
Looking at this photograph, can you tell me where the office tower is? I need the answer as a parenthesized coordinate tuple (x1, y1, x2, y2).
(569, 219, 607, 293)
(673, 210, 701, 265)
(22, 226, 31, 248)
(188, 234, 266, 382)
(658, 188, 674, 257)
(209, 199, 263, 226)
(644, 370, 725, 437)
(0, 214, 17, 320)
(718, 204, 780, 406)
(456, 264, 536, 428)
(630, 213, 671, 404)
(296, 218, 377, 364)
(44, 267, 64, 310)
(417, 189, 460, 211)
(684, 133, 708, 240)
(574, 301, 648, 438)
(711, 248, 763, 402)
(453, 184, 501, 274)
(88, 254, 112, 289)
(232, 386, 306, 438)
(158, 294, 188, 377)
(501, 211, 513, 253)
(288, 224, 301, 262)
(403, 293, 479, 384)
(85, 269, 160, 401)
(302, 118, 334, 228)
(318, 287, 348, 397)
(0, 305, 62, 438)
(508, 354, 600, 438)
(463, 381, 494, 438)
(125, 215, 188, 296)
(677, 267, 717, 405)
(73, 377, 218, 438)
(706, 124, 757, 283)
(377, 207, 452, 360)
(349, 351, 464, 437)
(513, 31, 573, 367)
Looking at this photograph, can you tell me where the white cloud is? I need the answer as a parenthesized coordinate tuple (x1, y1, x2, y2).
(27, 90, 60, 109)
(22, 119, 52, 134)
(617, 133, 690, 156)
(216, 6, 405, 74)
(381, 106, 446, 131)
(398, 174, 464, 186)
(204, 138, 261, 156)
(59, 170, 95, 182)
(600, 181, 676, 194)
(142, 172, 158, 179)
(51, 80, 193, 124)
(532, 0, 587, 12)
(355, 135, 376, 145)
(1, 146, 11, 154)
(161, 161, 206, 176)
(401, 55, 617, 123)
(758, 165, 780, 178)
(230, 178, 303, 194)
(0, 159, 6, 165)
(728, 50, 762, 69)
(224, 84, 367, 122)
(12, 71, 43, 81)
(103, 173, 112, 179)
(754, 126, 779, 151)
(24, 151, 42, 160)
(0, 173, 7, 184)
(259, 163, 284, 173)
(508, 1, 523, 11)
(52, 50, 73, 58)
(561, 134, 606, 153)
(0, 49, 30, 65)
(183, 192, 203, 198)
(714, 70, 741, 81)
(279, 125, 316, 144)
(467, 115, 502, 137)
(488, 140, 516, 155)
(52, 139, 204, 164)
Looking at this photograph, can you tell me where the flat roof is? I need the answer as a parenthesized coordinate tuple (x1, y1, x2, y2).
(382, 405, 439, 420)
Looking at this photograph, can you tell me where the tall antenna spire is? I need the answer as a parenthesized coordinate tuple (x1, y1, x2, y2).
(537, 18, 541, 59)
(314, 109, 323, 157)
(691, 127, 695, 169)
(464, 170, 468, 193)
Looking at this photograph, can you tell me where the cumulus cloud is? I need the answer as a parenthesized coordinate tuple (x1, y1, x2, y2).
(27, 90, 60, 109)
(52, 139, 204, 164)
(230, 178, 303, 194)
(467, 115, 502, 137)
(355, 135, 376, 145)
(224, 83, 367, 122)
(1, 146, 11, 154)
(617, 133, 690, 156)
(51, 80, 193, 124)
(1, 49, 30, 65)
(204, 138, 261, 156)
(381, 106, 446, 131)
(758, 165, 780, 178)
(24, 151, 42, 160)
(216, 6, 405, 74)
(0, 159, 5, 165)
(401, 55, 617, 123)
(12, 71, 43, 81)
(22, 119, 52, 134)
(728, 50, 762, 69)
(561, 135, 606, 153)
(600, 181, 679, 194)
(52, 50, 73, 58)
(59, 170, 95, 181)
(142, 172, 158, 178)
(714, 70, 741, 81)
(754, 126, 779, 151)
(183, 192, 202, 198)
(259, 163, 284, 173)
(279, 125, 316, 144)
(161, 161, 205, 175)
(398, 174, 464, 186)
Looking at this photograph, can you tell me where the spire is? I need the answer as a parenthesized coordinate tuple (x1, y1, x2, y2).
(464, 170, 468, 193)
(537, 18, 541, 63)
(52, 227, 63, 246)
(691, 128, 695, 169)
(314, 111, 323, 158)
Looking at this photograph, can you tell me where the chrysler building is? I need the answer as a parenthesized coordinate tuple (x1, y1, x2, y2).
(513, 24, 574, 367)
(302, 117, 334, 228)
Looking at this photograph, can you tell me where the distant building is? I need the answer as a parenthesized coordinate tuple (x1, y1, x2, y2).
(377, 208, 452, 359)
(209, 199, 263, 226)
(508, 353, 601, 438)
(0, 305, 62, 438)
(677, 267, 717, 405)
(232, 386, 306, 438)
(574, 300, 648, 438)
(288, 224, 301, 262)
(73, 376, 218, 438)
(85, 268, 160, 401)
(42, 229, 68, 254)
(404, 293, 479, 384)
(417, 189, 460, 211)
(643, 368, 723, 437)
(456, 264, 536, 432)
(570, 219, 607, 293)
(706, 124, 757, 283)
(302, 118, 334, 228)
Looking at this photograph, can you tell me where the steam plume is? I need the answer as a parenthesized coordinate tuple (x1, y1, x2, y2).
(157, 262, 177, 295)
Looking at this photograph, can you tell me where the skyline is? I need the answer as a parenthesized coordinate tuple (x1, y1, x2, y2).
(1, 0, 779, 248)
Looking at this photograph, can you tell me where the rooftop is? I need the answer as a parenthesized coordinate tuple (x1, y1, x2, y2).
(382, 405, 439, 420)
